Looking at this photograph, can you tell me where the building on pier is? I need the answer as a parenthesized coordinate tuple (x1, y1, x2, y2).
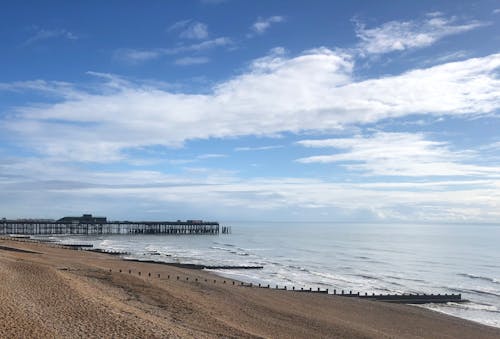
(57, 214, 107, 224)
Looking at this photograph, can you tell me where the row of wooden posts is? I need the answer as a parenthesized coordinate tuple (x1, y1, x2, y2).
(106, 267, 464, 303)
(108, 267, 330, 294)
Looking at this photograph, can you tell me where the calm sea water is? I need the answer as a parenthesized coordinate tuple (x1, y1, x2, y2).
(50, 222, 500, 328)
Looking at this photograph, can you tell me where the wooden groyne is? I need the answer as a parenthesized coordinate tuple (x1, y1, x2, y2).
(123, 259, 263, 270)
(105, 265, 464, 304)
(0, 218, 229, 236)
(0, 245, 41, 254)
(360, 292, 465, 304)
(61, 244, 94, 249)
(333, 290, 466, 304)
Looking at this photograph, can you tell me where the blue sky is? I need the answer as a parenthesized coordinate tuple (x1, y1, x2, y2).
(1, 0, 499, 222)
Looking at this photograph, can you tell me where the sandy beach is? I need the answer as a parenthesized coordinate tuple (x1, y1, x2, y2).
(0, 238, 499, 338)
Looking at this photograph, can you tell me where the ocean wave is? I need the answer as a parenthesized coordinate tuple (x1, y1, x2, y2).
(385, 275, 426, 283)
(387, 280, 404, 287)
(339, 266, 354, 271)
(352, 274, 379, 281)
(350, 256, 385, 264)
(210, 246, 233, 252)
(466, 289, 500, 298)
(446, 302, 500, 313)
(448, 287, 500, 298)
(212, 241, 235, 247)
(308, 271, 370, 287)
(422, 304, 500, 328)
(287, 265, 310, 272)
(458, 273, 500, 285)
(210, 246, 250, 256)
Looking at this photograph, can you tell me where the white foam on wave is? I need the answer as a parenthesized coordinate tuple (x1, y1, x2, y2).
(422, 303, 500, 328)
(448, 302, 499, 312)
(458, 273, 500, 285)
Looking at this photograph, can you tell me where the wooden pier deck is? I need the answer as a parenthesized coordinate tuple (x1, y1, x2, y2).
(0, 220, 228, 235)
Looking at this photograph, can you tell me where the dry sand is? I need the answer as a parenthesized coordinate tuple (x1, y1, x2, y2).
(0, 238, 499, 338)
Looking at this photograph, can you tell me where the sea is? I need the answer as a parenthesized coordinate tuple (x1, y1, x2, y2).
(46, 222, 500, 328)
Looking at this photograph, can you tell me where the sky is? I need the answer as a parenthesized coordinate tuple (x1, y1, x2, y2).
(1, 0, 499, 222)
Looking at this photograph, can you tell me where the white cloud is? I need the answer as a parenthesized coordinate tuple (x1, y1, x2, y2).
(1, 158, 500, 222)
(114, 49, 161, 63)
(493, 9, 500, 14)
(196, 153, 227, 159)
(168, 20, 191, 31)
(169, 20, 209, 40)
(0, 79, 81, 99)
(355, 14, 486, 55)
(234, 145, 283, 151)
(251, 16, 285, 34)
(175, 56, 210, 66)
(23, 28, 78, 46)
(114, 37, 231, 64)
(296, 132, 500, 177)
(166, 37, 231, 54)
(181, 22, 209, 40)
(2, 49, 500, 162)
(487, 141, 500, 149)
(422, 50, 471, 65)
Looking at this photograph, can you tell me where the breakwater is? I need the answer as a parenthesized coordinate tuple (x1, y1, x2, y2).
(105, 265, 465, 304)
(123, 258, 263, 270)
(334, 290, 465, 304)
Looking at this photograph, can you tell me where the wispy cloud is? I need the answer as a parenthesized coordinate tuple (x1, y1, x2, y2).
(196, 153, 227, 159)
(174, 56, 210, 66)
(355, 13, 486, 55)
(0, 79, 83, 99)
(493, 8, 500, 14)
(251, 16, 285, 35)
(23, 27, 78, 46)
(166, 37, 231, 54)
(134, 153, 226, 166)
(113, 49, 161, 63)
(114, 37, 232, 64)
(2, 157, 500, 222)
(235, 145, 283, 151)
(168, 20, 209, 40)
(422, 50, 471, 65)
(168, 20, 191, 31)
(481, 141, 500, 151)
(296, 132, 500, 177)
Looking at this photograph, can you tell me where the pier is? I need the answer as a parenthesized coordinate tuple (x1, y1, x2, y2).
(0, 214, 229, 236)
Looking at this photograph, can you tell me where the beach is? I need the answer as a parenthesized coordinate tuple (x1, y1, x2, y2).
(1, 238, 499, 338)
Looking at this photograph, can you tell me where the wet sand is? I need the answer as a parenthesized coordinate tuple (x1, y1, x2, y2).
(0, 238, 499, 338)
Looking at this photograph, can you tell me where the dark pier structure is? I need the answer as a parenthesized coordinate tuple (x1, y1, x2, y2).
(0, 214, 229, 236)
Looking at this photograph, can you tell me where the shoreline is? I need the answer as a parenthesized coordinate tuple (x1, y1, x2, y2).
(1, 238, 499, 338)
